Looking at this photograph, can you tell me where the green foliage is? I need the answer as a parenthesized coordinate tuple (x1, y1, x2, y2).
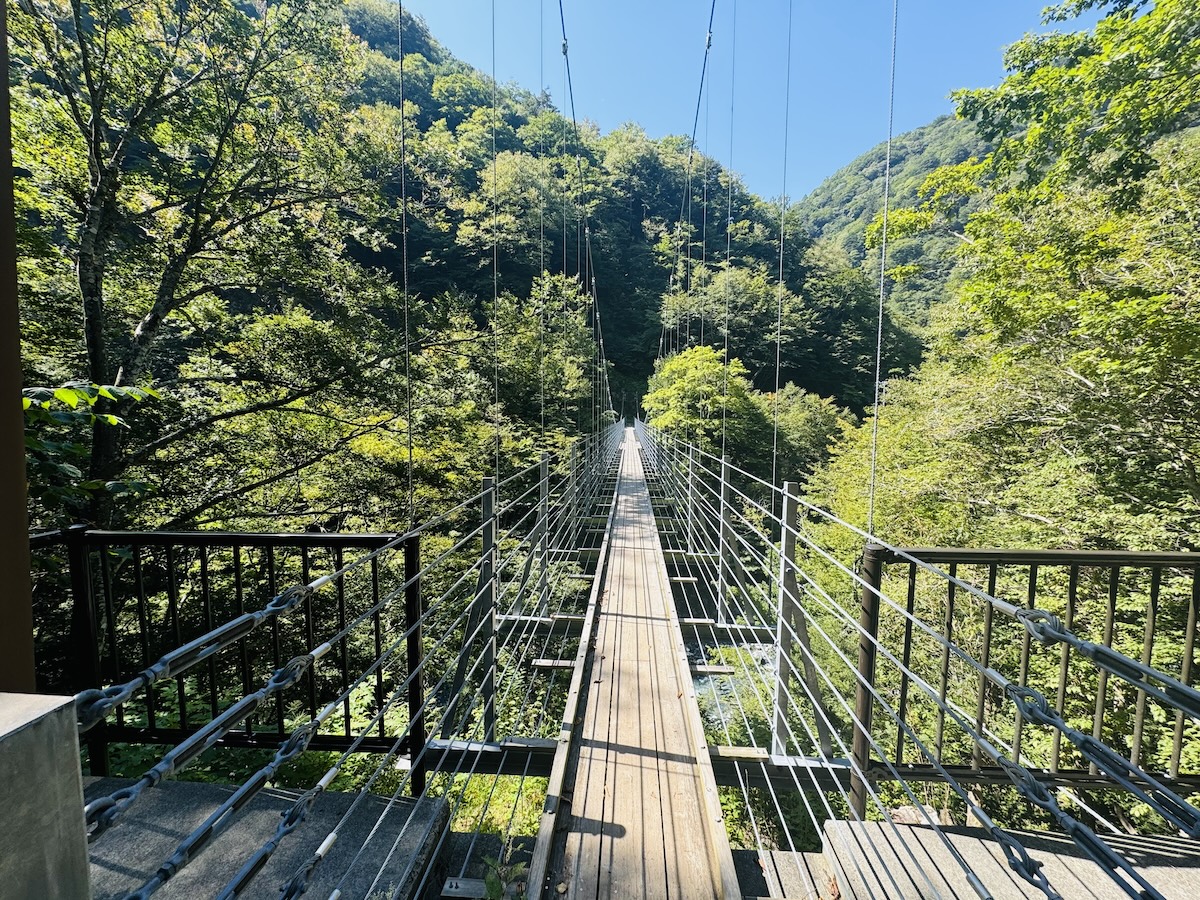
(643, 346, 852, 484)
(955, 0, 1200, 205)
(795, 115, 992, 322)
(23, 383, 156, 522)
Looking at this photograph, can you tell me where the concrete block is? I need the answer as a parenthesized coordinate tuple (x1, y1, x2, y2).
(0, 693, 89, 899)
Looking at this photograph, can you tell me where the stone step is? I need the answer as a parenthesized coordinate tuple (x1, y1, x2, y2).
(86, 777, 448, 900)
(822, 820, 1197, 899)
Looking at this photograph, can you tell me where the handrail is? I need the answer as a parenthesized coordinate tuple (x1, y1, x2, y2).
(43, 422, 627, 898)
(635, 418, 1200, 900)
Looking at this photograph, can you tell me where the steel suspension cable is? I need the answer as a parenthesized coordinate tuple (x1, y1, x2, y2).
(491, 0, 502, 478)
(719, 0, 737, 459)
(398, 0, 415, 527)
(770, 0, 795, 509)
(867, 0, 899, 535)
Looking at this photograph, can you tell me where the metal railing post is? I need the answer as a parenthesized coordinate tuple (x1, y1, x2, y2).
(65, 525, 108, 775)
(538, 452, 550, 613)
(404, 534, 426, 796)
(481, 476, 498, 743)
(718, 457, 734, 625)
(686, 444, 696, 555)
(774, 482, 832, 758)
(568, 443, 579, 551)
(851, 543, 884, 818)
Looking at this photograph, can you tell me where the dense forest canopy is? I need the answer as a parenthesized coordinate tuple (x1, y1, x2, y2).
(810, 0, 1200, 553)
(13, 0, 1199, 560)
(12, 0, 917, 532)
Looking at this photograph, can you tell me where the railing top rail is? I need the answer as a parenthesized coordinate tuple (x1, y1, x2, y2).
(74, 530, 400, 548)
(878, 545, 1200, 567)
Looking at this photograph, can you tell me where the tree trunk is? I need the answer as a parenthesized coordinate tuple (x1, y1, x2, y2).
(78, 168, 121, 523)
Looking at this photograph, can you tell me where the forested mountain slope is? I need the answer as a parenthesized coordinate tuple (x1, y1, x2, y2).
(809, 0, 1200, 554)
(794, 115, 990, 321)
(13, 0, 916, 532)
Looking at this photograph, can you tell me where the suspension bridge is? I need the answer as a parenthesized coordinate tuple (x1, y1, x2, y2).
(11, 419, 1197, 899)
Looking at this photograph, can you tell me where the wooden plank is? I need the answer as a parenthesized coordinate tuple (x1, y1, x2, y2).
(549, 426, 740, 900)
(691, 664, 736, 675)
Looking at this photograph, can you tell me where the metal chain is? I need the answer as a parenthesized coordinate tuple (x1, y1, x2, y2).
(124, 723, 320, 899)
(84, 648, 326, 841)
(986, 825, 1062, 900)
(1005, 684, 1200, 836)
(75, 585, 313, 732)
(997, 758, 1167, 900)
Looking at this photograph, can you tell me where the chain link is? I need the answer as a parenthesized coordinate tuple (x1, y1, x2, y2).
(997, 758, 1166, 900)
(1005, 684, 1200, 836)
(1015, 608, 1200, 721)
(75, 585, 312, 732)
(85, 651, 319, 841)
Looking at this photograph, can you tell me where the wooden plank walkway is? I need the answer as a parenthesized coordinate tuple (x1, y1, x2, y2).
(556, 427, 740, 899)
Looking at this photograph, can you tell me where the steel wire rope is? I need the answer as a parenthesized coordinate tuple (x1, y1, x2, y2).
(72, 485, 510, 732)
(672, 427, 1176, 897)
(773, 514, 1200, 839)
(90, 457, 562, 845)
(633, 428, 937, 898)
(867, 0, 899, 536)
(719, 0, 737, 460)
(638, 432, 1041, 888)
(91, 543, 489, 857)
(305, 455, 609, 896)
(634, 430, 904, 887)
(770, 570, 1060, 899)
(537, 0, 547, 442)
(338, 445, 620, 895)
(676, 429, 1200, 719)
(491, 0, 502, 480)
(663, 0, 718, 360)
(215, 569, 500, 897)
(398, 0, 415, 527)
(555, 0, 614, 438)
(646, 509, 846, 900)
(637, 426, 1059, 899)
(769, 0, 795, 517)
(672, 422, 1200, 796)
(327, 533, 587, 895)
(453, 585, 573, 880)
(778, 558, 1149, 898)
(365, 554, 585, 899)
(109, 437, 619, 895)
(700, 60, 710, 347)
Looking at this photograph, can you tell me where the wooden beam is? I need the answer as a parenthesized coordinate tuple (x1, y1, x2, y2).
(0, 4, 34, 692)
(708, 746, 854, 792)
(421, 738, 556, 778)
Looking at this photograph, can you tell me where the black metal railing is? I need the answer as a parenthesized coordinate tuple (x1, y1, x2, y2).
(34, 527, 407, 772)
(864, 547, 1200, 788)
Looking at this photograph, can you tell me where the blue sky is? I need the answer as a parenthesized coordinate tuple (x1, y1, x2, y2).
(400, 1, 1095, 200)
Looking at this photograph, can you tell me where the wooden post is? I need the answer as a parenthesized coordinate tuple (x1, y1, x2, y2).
(0, 3, 34, 693)
(774, 482, 831, 758)
(404, 534, 426, 796)
(850, 543, 883, 818)
(481, 476, 497, 742)
(538, 452, 550, 613)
